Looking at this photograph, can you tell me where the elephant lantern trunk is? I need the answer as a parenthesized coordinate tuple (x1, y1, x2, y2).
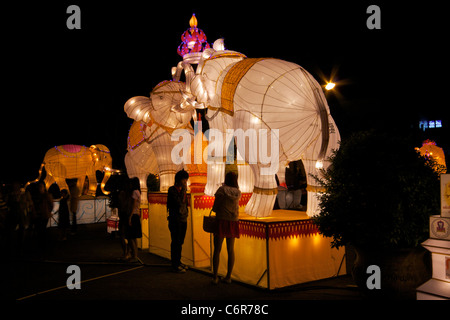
(100, 170, 112, 195)
(89, 144, 117, 196)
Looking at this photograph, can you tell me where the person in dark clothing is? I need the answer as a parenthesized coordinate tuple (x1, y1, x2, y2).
(58, 189, 70, 241)
(68, 182, 79, 235)
(117, 179, 133, 260)
(31, 182, 53, 257)
(126, 177, 142, 262)
(167, 169, 189, 273)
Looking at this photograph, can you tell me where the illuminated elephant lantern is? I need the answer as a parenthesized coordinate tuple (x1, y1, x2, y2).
(124, 80, 193, 202)
(27, 144, 115, 197)
(171, 39, 341, 217)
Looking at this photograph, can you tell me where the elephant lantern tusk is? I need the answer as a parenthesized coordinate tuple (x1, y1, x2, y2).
(104, 167, 121, 174)
(171, 103, 193, 113)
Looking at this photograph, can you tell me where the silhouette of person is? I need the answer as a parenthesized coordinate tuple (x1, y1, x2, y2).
(167, 170, 189, 273)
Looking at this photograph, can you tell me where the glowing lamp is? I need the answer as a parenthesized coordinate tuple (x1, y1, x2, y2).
(325, 82, 336, 90)
(315, 160, 324, 169)
(417, 140, 447, 173)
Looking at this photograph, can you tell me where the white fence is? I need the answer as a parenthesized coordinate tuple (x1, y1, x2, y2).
(48, 196, 111, 227)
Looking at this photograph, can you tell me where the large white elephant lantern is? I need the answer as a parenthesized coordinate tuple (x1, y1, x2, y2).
(171, 40, 341, 217)
(124, 40, 340, 217)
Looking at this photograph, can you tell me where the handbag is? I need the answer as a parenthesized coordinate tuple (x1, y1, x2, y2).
(203, 210, 218, 233)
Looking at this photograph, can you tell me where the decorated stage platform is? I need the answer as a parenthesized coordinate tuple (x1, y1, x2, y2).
(231, 210, 346, 289)
(146, 192, 346, 289)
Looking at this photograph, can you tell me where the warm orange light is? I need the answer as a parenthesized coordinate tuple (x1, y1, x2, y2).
(325, 82, 336, 90)
(312, 233, 322, 246)
(288, 236, 301, 249)
(189, 14, 198, 28)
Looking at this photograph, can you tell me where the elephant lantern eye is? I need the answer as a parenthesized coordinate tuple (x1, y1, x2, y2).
(159, 95, 163, 100)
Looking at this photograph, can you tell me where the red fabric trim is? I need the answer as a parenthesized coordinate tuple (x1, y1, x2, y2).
(189, 183, 206, 193)
(239, 219, 319, 240)
(148, 193, 168, 205)
(148, 192, 191, 206)
(239, 193, 252, 207)
(239, 221, 266, 239)
(193, 193, 252, 209)
(268, 221, 319, 240)
(194, 194, 214, 209)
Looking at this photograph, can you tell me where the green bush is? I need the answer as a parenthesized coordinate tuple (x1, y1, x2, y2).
(313, 130, 441, 249)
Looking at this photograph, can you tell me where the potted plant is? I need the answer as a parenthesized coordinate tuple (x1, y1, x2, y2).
(313, 130, 442, 299)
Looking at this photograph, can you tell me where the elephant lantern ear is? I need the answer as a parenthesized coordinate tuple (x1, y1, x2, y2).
(124, 96, 152, 124)
(89, 145, 100, 162)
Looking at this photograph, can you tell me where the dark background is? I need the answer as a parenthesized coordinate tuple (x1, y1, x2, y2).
(2, 1, 448, 185)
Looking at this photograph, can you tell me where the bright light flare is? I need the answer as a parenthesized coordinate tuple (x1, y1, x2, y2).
(325, 82, 336, 91)
(315, 160, 323, 169)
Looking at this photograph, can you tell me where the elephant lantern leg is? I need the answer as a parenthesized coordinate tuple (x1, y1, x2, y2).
(53, 176, 69, 193)
(245, 163, 278, 217)
(43, 173, 56, 192)
(303, 159, 327, 217)
(86, 170, 98, 196)
(204, 161, 226, 196)
(75, 177, 85, 197)
(237, 162, 254, 193)
(204, 120, 233, 197)
(159, 169, 177, 191)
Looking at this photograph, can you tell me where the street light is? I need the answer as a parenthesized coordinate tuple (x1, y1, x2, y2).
(325, 82, 336, 91)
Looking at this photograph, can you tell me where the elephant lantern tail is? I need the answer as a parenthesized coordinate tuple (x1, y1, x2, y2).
(25, 163, 45, 189)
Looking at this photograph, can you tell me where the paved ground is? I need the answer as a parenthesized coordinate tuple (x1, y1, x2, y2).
(0, 222, 371, 316)
(3, 222, 361, 299)
(1, 223, 436, 318)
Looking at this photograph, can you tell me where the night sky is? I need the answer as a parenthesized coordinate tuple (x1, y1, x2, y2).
(2, 1, 448, 185)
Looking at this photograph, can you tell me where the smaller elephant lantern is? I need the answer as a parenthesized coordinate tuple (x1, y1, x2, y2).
(26, 144, 119, 197)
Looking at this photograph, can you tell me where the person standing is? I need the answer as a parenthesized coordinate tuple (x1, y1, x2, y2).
(69, 182, 79, 235)
(5, 182, 31, 255)
(31, 182, 53, 258)
(211, 172, 241, 284)
(125, 177, 142, 262)
(117, 178, 132, 260)
(167, 169, 189, 273)
(58, 189, 70, 241)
